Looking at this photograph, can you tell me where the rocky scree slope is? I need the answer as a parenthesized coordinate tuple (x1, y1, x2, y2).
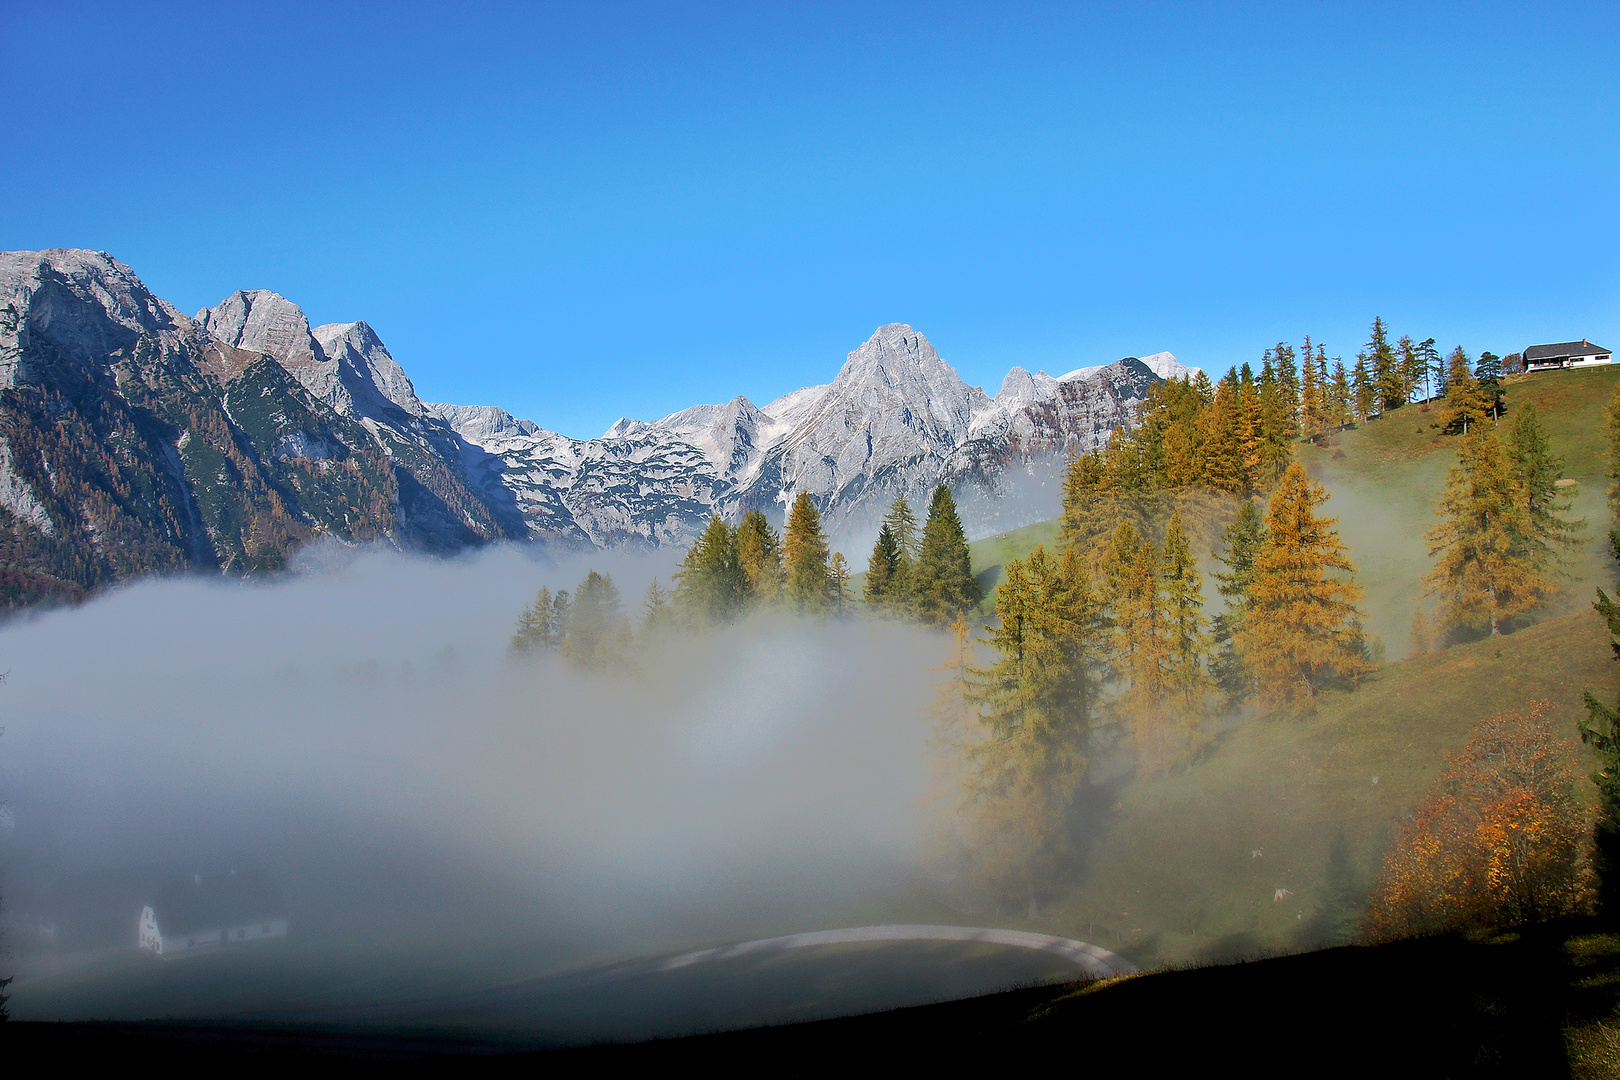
(0, 249, 1177, 607)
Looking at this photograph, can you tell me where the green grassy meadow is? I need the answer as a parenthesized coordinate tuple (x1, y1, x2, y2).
(966, 517, 1062, 604)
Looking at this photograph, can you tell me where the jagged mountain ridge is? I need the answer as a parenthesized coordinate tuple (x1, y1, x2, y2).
(434, 322, 1177, 549)
(0, 248, 1181, 605)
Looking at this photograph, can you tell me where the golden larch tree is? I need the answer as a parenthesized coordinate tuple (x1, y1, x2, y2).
(1237, 461, 1369, 705)
(1425, 425, 1551, 637)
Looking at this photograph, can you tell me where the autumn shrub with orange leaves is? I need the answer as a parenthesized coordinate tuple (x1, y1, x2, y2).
(1362, 700, 1596, 943)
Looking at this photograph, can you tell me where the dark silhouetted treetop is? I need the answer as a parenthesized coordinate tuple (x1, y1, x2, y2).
(865, 521, 904, 612)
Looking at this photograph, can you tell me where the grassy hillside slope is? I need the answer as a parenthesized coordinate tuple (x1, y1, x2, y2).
(965, 517, 1062, 604)
(1062, 607, 1611, 968)
(951, 365, 1620, 970)
(1295, 363, 1620, 654)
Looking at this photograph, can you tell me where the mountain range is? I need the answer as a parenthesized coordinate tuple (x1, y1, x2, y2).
(0, 248, 1189, 606)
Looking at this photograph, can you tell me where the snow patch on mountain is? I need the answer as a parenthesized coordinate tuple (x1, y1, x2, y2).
(602, 395, 782, 480)
(761, 382, 833, 428)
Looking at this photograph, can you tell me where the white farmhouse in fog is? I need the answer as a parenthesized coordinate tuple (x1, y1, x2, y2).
(1523, 339, 1613, 371)
(138, 869, 288, 957)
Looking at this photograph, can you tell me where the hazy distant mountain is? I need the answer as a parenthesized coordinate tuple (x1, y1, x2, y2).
(0, 248, 1173, 605)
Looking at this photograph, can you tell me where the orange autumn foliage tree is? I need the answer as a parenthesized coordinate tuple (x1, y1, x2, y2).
(1362, 700, 1595, 943)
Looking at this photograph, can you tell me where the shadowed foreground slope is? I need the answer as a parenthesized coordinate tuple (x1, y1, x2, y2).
(10, 921, 1620, 1074)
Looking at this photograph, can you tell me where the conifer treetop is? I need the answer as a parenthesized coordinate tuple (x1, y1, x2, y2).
(784, 491, 834, 614)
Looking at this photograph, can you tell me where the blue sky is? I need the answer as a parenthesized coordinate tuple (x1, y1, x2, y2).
(3, 1, 1616, 439)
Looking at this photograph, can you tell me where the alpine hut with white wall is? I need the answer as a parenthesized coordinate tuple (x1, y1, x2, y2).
(138, 869, 288, 957)
(1523, 340, 1613, 371)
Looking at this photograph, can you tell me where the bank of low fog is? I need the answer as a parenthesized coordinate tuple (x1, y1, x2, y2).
(0, 544, 956, 1009)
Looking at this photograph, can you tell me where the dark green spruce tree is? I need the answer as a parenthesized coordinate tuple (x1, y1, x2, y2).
(1368, 317, 1403, 414)
(1475, 350, 1506, 421)
(1506, 401, 1583, 567)
(882, 494, 920, 606)
(912, 484, 983, 625)
(865, 521, 903, 613)
(674, 515, 748, 624)
(1210, 499, 1266, 707)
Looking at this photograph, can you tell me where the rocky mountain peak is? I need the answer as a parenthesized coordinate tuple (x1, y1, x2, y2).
(313, 320, 425, 420)
(755, 325, 991, 509)
(426, 402, 541, 442)
(994, 366, 1060, 410)
(833, 324, 972, 395)
(198, 289, 353, 414)
(0, 249, 194, 389)
(806, 323, 990, 450)
(198, 290, 320, 368)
